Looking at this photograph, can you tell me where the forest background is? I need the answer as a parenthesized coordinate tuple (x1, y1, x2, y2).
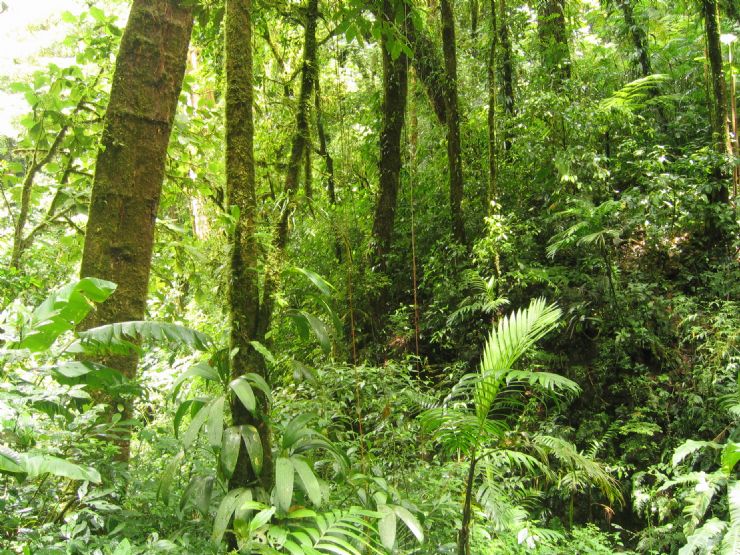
(0, 0, 738, 554)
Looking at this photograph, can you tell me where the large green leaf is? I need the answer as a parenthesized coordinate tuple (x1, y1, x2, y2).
(240, 425, 264, 476)
(292, 456, 322, 507)
(290, 266, 335, 297)
(378, 505, 396, 551)
(17, 278, 116, 351)
(393, 505, 424, 543)
(276, 456, 295, 513)
(212, 488, 250, 544)
(230, 377, 256, 414)
(53, 361, 126, 389)
(182, 400, 211, 449)
(75, 321, 211, 355)
(22, 454, 101, 483)
(221, 426, 241, 479)
(722, 442, 740, 476)
(206, 396, 225, 448)
(158, 450, 185, 504)
(673, 440, 721, 467)
(172, 361, 220, 399)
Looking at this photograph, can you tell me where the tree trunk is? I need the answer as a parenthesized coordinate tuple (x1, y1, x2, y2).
(537, 0, 570, 86)
(487, 0, 498, 205)
(703, 0, 733, 207)
(405, 17, 447, 125)
(276, 0, 319, 249)
(499, 0, 515, 151)
(371, 0, 409, 269)
(225, 0, 273, 494)
(441, 0, 467, 244)
(616, 0, 651, 77)
(314, 78, 342, 261)
(78, 0, 193, 460)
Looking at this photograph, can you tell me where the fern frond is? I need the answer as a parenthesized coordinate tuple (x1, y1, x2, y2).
(679, 517, 727, 555)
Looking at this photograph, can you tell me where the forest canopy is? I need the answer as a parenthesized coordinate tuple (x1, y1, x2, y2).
(0, 0, 738, 554)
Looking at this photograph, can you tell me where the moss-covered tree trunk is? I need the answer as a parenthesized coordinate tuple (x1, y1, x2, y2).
(79, 0, 193, 459)
(371, 0, 409, 268)
(405, 15, 447, 125)
(702, 0, 732, 205)
(617, 0, 652, 77)
(537, 0, 570, 86)
(487, 0, 498, 205)
(276, 0, 319, 248)
(258, 0, 320, 343)
(441, 0, 467, 245)
(499, 0, 515, 151)
(225, 0, 273, 494)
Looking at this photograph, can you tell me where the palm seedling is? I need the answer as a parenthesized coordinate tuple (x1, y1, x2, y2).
(420, 298, 613, 554)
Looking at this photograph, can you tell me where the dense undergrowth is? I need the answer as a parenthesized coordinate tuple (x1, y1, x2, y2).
(1, 0, 740, 554)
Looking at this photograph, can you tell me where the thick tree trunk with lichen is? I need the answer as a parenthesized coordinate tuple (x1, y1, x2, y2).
(79, 0, 192, 459)
(441, 0, 467, 245)
(537, 0, 570, 87)
(371, 0, 409, 269)
(225, 0, 273, 494)
(703, 0, 732, 205)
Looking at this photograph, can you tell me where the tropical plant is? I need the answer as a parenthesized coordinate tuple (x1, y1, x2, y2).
(421, 298, 597, 554)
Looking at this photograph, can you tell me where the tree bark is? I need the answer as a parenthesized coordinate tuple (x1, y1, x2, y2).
(78, 0, 193, 459)
(441, 0, 467, 244)
(703, 0, 733, 205)
(405, 17, 448, 124)
(499, 0, 515, 151)
(616, 0, 651, 77)
(225, 0, 273, 494)
(487, 0, 498, 205)
(537, 0, 570, 86)
(276, 0, 319, 249)
(371, 0, 409, 269)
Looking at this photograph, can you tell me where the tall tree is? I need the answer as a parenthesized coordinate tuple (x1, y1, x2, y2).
(371, 0, 409, 268)
(276, 0, 319, 249)
(615, 0, 652, 77)
(441, 0, 467, 244)
(499, 0, 515, 151)
(702, 0, 733, 206)
(78, 0, 193, 458)
(537, 0, 570, 86)
(487, 0, 498, 204)
(225, 0, 273, 493)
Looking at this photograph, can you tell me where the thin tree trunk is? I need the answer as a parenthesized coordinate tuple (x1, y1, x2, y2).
(487, 0, 498, 206)
(702, 0, 733, 206)
(405, 17, 448, 125)
(314, 78, 342, 261)
(537, 0, 570, 86)
(371, 0, 409, 268)
(471, 0, 479, 38)
(275, 0, 319, 249)
(225, 0, 273, 494)
(259, 0, 319, 343)
(499, 0, 514, 151)
(78, 0, 193, 460)
(441, 0, 467, 244)
(617, 0, 651, 77)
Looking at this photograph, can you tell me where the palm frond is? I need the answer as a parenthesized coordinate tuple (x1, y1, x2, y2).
(474, 298, 561, 421)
